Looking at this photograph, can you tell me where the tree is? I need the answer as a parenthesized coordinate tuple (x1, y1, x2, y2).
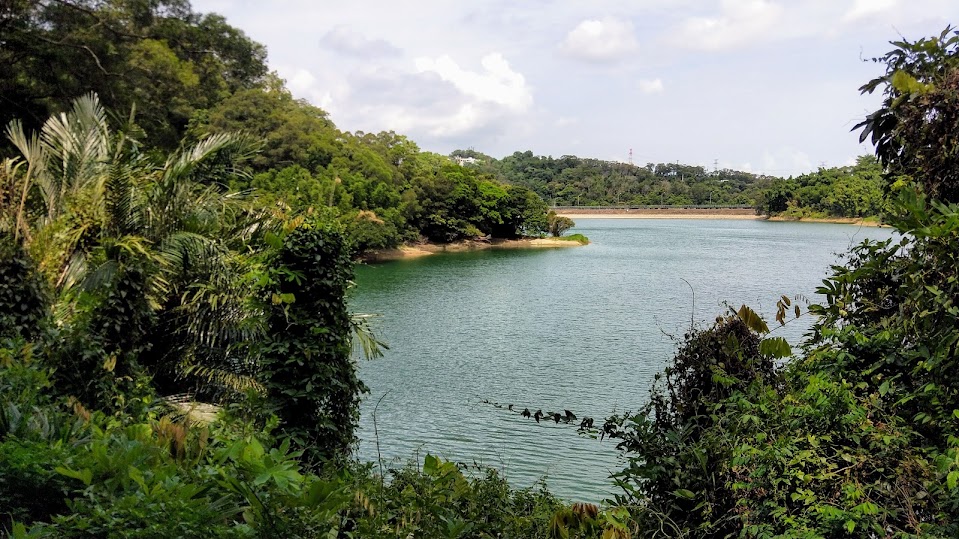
(857, 27, 959, 202)
(189, 84, 335, 172)
(546, 211, 574, 237)
(1, 94, 268, 405)
(0, 0, 267, 151)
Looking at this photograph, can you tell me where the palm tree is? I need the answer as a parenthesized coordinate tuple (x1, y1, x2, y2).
(1, 94, 270, 400)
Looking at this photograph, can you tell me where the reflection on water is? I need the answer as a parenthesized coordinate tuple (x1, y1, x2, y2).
(350, 219, 894, 502)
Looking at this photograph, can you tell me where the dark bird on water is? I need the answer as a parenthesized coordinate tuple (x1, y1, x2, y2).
(579, 417, 594, 430)
(521, 408, 531, 419)
(564, 409, 576, 421)
(534, 409, 544, 423)
(552, 412, 562, 423)
(508, 404, 513, 411)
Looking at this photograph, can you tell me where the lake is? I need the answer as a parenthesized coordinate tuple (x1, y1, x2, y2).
(350, 218, 895, 502)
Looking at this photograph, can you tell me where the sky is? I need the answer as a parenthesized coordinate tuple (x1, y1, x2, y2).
(191, 0, 959, 177)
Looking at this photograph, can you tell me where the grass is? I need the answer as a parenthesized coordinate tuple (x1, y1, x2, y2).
(556, 234, 590, 244)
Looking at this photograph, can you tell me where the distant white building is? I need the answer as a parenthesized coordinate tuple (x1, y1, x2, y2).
(453, 156, 479, 166)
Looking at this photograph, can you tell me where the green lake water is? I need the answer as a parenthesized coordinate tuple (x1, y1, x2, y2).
(350, 219, 895, 502)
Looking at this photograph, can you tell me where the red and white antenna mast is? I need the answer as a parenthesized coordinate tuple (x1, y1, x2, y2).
(628, 148, 633, 166)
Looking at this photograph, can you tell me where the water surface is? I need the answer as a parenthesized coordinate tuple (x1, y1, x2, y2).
(351, 219, 894, 502)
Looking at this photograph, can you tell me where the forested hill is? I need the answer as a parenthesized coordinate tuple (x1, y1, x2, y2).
(1, 2, 554, 252)
(451, 149, 773, 207)
(1, 0, 878, 258)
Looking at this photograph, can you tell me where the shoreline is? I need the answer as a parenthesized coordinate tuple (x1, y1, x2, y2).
(555, 208, 883, 226)
(765, 215, 883, 227)
(361, 237, 586, 263)
(555, 208, 759, 220)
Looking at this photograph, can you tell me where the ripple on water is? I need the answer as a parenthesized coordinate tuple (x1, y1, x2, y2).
(351, 219, 896, 502)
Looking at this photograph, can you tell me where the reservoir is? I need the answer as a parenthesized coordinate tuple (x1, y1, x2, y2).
(351, 218, 895, 502)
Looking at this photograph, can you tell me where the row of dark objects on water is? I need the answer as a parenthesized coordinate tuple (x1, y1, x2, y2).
(480, 399, 621, 440)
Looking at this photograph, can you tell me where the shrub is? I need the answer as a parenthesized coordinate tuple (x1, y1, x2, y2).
(261, 220, 363, 465)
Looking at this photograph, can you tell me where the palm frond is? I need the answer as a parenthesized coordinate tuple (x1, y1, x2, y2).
(350, 312, 388, 360)
(38, 93, 111, 221)
(5, 119, 47, 238)
(181, 364, 264, 395)
(162, 132, 259, 185)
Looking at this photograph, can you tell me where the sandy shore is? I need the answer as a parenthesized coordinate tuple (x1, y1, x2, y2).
(765, 216, 883, 227)
(361, 237, 586, 262)
(555, 208, 884, 226)
(556, 208, 760, 220)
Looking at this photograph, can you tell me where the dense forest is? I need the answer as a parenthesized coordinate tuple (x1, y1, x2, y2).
(452, 149, 770, 207)
(0, 1, 555, 255)
(755, 156, 887, 219)
(2, 1, 959, 537)
(453, 149, 887, 220)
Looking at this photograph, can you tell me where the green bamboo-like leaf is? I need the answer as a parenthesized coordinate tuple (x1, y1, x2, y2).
(760, 337, 792, 358)
(736, 304, 770, 334)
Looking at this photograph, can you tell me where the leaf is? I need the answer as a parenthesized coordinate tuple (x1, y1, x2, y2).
(264, 231, 283, 249)
(423, 454, 439, 476)
(948, 471, 959, 491)
(879, 380, 891, 396)
(891, 70, 932, 94)
(674, 488, 696, 500)
(736, 305, 770, 334)
(760, 337, 792, 358)
(55, 466, 92, 486)
(102, 354, 117, 372)
(845, 520, 856, 533)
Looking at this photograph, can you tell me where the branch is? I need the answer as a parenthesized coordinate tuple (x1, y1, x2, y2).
(47, 0, 146, 40)
(32, 34, 113, 76)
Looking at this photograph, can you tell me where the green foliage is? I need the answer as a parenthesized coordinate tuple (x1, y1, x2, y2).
(343, 210, 401, 252)
(757, 156, 886, 218)
(477, 150, 768, 207)
(857, 27, 959, 202)
(191, 86, 335, 173)
(555, 233, 590, 245)
(261, 220, 362, 464)
(0, 236, 49, 341)
(354, 455, 568, 539)
(0, 0, 267, 150)
(605, 316, 778, 538)
(547, 211, 576, 237)
(0, 348, 580, 538)
(0, 440, 74, 530)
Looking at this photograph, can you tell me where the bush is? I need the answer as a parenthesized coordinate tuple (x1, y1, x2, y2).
(343, 210, 400, 253)
(547, 211, 575, 237)
(262, 220, 363, 465)
(0, 236, 49, 341)
(0, 440, 74, 529)
(606, 316, 779, 538)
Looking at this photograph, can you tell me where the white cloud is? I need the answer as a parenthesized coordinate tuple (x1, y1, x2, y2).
(414, 53, 533, 112)
(275, 66, 341, 111)
(559, 17, 640, 62)
(843, 0, 898, 22)
(285, 68, 315, 94)
(760, 147, 814, 176)
(373, 103, 487, 137)
(320, 26, 401, 57)
(674, 0, 784, 51)
(639, 78, 664, 94)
